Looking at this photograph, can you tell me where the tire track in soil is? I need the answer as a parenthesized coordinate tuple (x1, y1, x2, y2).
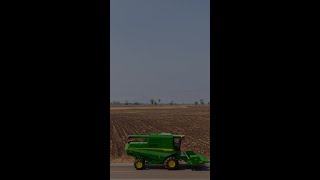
(111, 121, 122, 158)
(114, 120, 128, 157)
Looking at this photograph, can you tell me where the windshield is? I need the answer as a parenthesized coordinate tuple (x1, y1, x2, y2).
(173, 137, 182, 150)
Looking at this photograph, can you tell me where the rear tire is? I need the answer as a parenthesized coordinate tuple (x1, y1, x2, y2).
(134, 159, 145, 170)
(164, 156, 179, 170)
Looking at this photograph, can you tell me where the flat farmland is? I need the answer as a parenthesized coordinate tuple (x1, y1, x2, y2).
(110, 105, 210, 163)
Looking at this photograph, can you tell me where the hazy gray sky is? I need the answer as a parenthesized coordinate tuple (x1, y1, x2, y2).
(111, 0, 210, 104)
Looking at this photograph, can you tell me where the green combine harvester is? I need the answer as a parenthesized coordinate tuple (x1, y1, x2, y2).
(125, 133, 209, 170)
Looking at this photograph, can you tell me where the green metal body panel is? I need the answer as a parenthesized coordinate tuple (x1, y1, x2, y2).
(125, 133, 179, 164)
(125, 133, 210, 166)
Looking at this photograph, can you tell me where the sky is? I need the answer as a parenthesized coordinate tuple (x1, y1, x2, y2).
(110, 0, 210, 104)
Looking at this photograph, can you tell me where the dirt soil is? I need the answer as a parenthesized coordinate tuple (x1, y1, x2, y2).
(110, 105, 210, 163)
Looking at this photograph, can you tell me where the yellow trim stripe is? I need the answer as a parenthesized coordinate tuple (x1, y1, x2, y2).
(129, 148, 174, 151)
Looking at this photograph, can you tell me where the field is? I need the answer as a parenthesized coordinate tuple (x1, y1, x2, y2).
(110, 105, 210, 162)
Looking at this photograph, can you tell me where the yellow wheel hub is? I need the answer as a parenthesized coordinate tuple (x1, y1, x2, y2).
(136, 161, 143, 168)
(168, 160, 176, 168)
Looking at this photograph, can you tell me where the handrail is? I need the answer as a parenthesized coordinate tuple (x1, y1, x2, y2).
(127, 135, 149, 139)
(184, 152, 189, 159)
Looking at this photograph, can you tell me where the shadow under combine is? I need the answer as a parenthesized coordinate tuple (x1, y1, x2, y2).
(143, 164, 210, 171)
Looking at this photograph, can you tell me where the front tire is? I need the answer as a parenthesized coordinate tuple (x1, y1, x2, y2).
(164, 156, 179, 170)
(134, 159, 145, 170)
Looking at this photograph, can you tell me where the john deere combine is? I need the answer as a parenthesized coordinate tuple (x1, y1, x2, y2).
(125, 133, 209, 170)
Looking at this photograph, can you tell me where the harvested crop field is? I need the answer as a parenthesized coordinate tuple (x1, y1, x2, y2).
(110, 105, 210, 163)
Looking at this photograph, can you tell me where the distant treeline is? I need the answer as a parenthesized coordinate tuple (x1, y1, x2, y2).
(110, 99, 210, 106)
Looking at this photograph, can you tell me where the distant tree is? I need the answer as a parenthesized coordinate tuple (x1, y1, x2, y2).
(200, 99, 204, 105)
(195, 101, 198, 105)
(158, 98, 161, 105)
(170, 101, 174, 105)
(150, 99, 154, 105)
(125, 100, 129, 105)
(112, 100, 121, 105)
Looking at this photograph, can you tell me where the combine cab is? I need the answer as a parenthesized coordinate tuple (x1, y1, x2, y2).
(125, 133, 209, 170)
